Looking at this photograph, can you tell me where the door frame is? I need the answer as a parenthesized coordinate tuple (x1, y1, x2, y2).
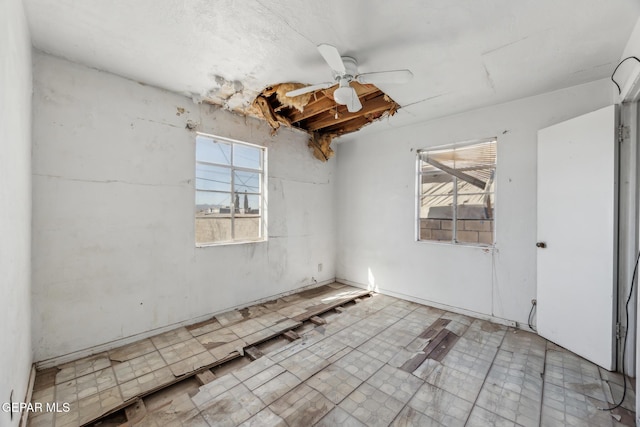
(619, 100, 638, 377)
(617, 63, 640, 425)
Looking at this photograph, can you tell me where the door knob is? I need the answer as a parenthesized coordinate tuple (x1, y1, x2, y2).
(536, 242, 546, 248)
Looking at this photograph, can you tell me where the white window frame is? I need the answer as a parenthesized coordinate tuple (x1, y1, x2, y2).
(416, 138, 496, 246)
(195, 133, 267, 247)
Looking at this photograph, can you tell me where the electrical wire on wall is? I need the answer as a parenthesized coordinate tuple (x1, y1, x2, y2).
(528, 299, 537, 332)
(611, 56, 640, 94)
(598, 248, 640, 411)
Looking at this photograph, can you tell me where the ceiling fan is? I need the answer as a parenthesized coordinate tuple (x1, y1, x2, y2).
(285, 44, 413, 113)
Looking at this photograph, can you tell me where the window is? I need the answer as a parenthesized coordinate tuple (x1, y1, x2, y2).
(417, 138, 496, 245)
(195, 134, 266, 245)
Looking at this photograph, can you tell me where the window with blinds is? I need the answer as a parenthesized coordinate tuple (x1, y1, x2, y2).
(417, 138, 496, 245)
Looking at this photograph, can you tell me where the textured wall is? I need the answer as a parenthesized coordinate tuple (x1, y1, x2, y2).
(31, 52, 336, 362)
(0, 0, 32, 425)
(336, 79, 613, 325)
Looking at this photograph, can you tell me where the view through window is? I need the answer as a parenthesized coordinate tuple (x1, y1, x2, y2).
(195, 134, 265, 245)
(417, 139, 496, 245)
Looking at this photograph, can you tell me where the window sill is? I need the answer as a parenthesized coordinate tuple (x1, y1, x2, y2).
(196, 238, 267, 248)
(415, 239, 495, 249)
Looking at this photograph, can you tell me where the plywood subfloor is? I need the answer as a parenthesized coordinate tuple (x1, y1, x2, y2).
(28, 284, 635, 427)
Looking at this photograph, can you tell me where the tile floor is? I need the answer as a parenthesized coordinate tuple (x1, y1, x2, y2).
(27, 284, 368, 427)
(27, 284, 635, 427)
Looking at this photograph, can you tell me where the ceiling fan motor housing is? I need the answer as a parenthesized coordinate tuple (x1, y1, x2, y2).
(333, 56, 358, 81)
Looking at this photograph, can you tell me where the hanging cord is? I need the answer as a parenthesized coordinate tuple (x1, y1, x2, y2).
(598, 248, 640, 411)
(610, 56, 640, 94)
(528, 299, 537, 332)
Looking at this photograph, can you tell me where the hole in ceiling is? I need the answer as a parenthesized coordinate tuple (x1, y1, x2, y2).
(252, 82, 400, 161)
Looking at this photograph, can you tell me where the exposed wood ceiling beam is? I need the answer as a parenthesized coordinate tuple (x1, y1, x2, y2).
(304, 95, 395, 132)
(287, 83, 380, 123)
(322, 115, 373, 134)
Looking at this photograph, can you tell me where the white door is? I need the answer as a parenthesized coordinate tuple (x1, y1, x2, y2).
(537, 104, 618, 370)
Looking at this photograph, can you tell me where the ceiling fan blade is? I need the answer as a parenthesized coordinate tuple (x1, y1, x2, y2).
(317, 44, 346, 74)
(346, 88, 362, 113)
(285, 82, 334, 97)
(356, 69, 414, 84)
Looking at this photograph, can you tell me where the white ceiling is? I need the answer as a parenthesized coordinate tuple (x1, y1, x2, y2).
(24, 0, 640, 136)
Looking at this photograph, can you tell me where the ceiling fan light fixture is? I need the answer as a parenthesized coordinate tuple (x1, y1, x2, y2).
(333, 80, 354, 106)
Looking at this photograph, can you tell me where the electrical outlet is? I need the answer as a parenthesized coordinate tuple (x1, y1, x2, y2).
(318, 263, 323, 272)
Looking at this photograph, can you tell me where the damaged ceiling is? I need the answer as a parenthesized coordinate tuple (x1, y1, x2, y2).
(24, 0, 640, 148)
(252, 82, 400, 160)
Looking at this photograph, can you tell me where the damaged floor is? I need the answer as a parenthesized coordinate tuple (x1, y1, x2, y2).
(27, 284, 635, 427)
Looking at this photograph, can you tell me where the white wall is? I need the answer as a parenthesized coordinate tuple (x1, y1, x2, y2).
(32, 52, 336, 362)
(0, 0, 32, 424)
(336, 79, 613, 326)
(623, 16, 640, 62)
(617, 16, 640, 100)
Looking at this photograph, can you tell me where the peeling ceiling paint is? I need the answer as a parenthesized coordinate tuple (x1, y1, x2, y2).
(23, 0, 640, 135)
(193, 75, 257, 113)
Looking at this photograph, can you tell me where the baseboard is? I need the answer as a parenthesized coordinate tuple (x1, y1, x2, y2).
(36, 278, 336, 369)
(336, 278, 528, 330)
(19, 364, 36, 427)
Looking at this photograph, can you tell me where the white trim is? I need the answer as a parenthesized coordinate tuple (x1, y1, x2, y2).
(196, 238, 267, 248)
(620, 62, 640, 103)
(195, 133, 267, 245)
(35, 278, 335, 369)
(335, 278, 527, 331)
(195, 132, 267, 151)
(415, 136, 497, 154)
(618, 101, 638, 377)
(19, 365, 36, 427)
(416, 138, 497, 246)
